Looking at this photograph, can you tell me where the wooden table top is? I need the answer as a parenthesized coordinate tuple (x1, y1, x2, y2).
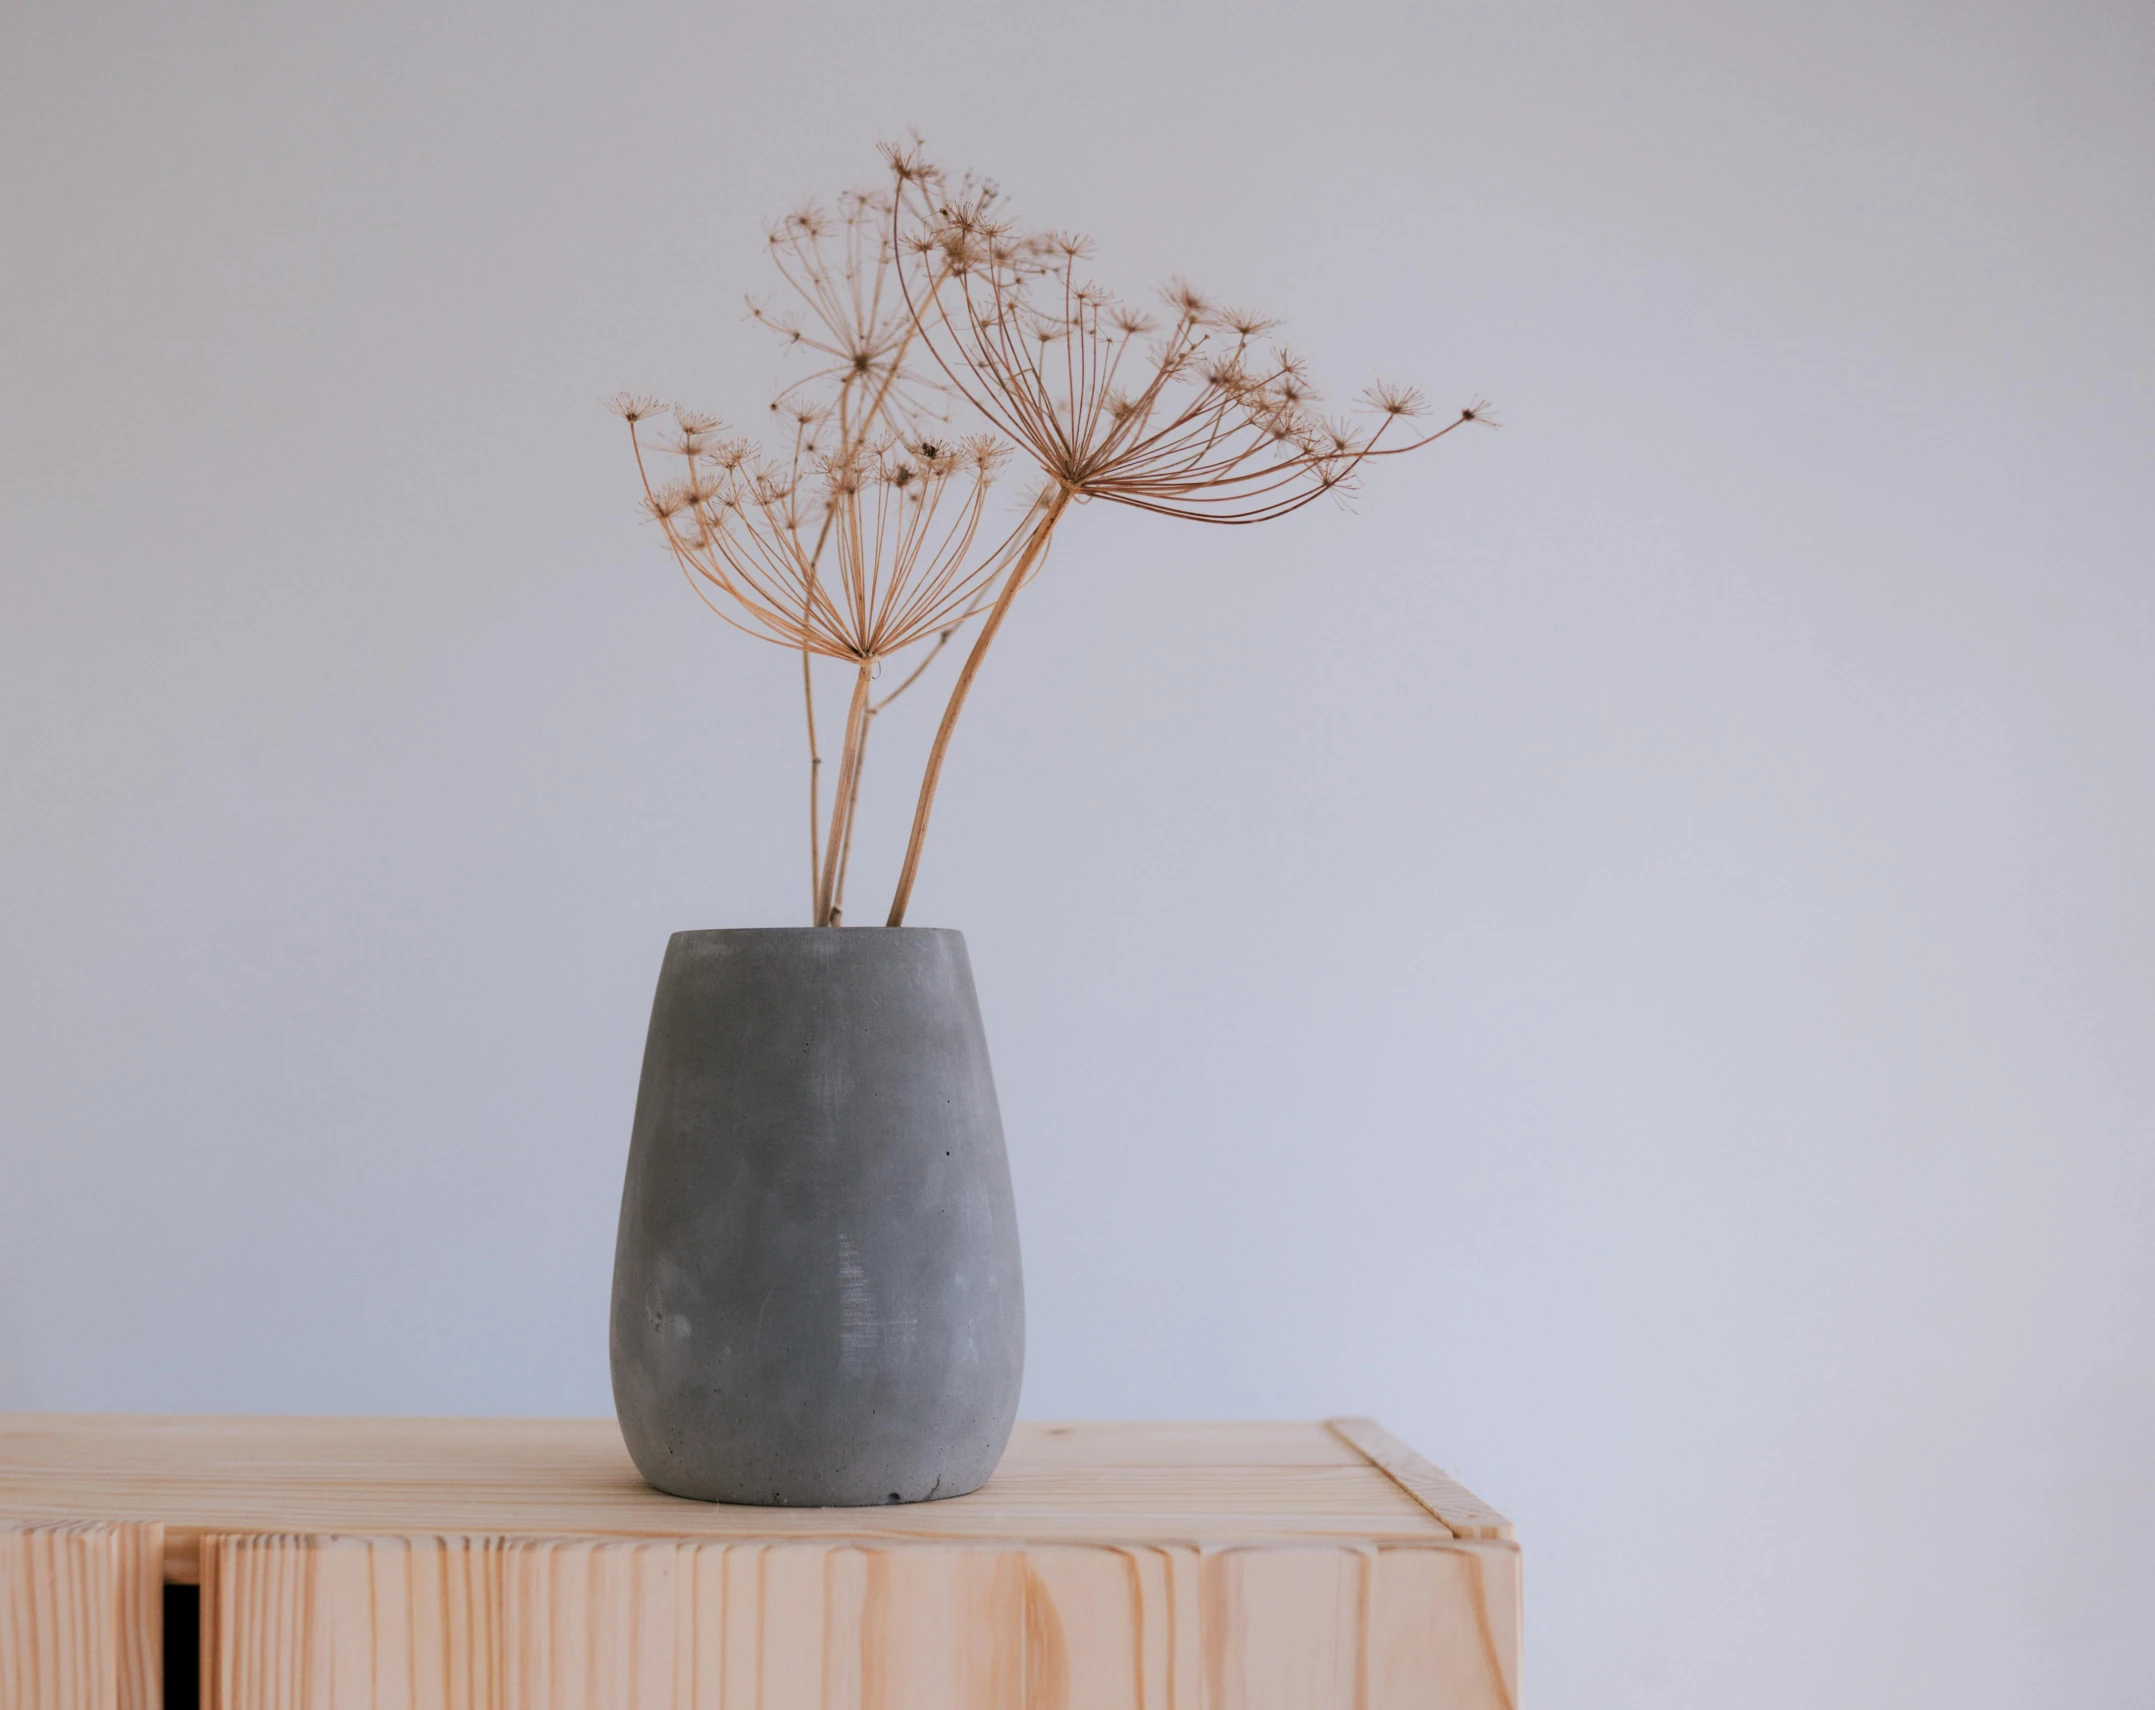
(0, 1415, 1509, 1583)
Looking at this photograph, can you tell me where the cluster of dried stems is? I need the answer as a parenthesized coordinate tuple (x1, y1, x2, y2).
(616, 143, 1489, 927)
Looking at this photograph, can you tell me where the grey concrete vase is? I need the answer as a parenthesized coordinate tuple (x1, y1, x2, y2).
(609, 927, 1024, 1505)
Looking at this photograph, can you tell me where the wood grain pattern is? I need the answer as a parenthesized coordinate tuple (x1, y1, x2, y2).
(0, 1419, 1450, 1583)
(1324, 1419, 1516, 1542)
(200, 1532, 1515, 1710)
(0, 1520, 163, 1710)
(1, 1417, 1519, 1709)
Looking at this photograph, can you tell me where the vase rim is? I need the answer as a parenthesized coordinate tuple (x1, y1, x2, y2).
(664, 925, 966, 943)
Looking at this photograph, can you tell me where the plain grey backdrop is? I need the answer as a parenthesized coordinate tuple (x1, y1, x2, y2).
(4, 0, 2150, 1704)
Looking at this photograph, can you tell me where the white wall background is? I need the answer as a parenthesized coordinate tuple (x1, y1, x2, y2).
(4, 1, 2151, 1703)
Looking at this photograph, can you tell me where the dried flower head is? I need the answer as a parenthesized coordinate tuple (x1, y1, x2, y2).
(622, 410, 1030, 670)
(747, 160, 1007, 443)
(888, 159, 1487, 524)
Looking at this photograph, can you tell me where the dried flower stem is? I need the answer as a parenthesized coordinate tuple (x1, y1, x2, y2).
(824, 587, 993, 924)
(816, 660, 875, 925)
(802, 646, 822, 914)
(887, 487, 1071, 926)
(799, 385, 893, 914)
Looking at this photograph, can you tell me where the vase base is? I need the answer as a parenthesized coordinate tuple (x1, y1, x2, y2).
(635, 1467, 994, 1508)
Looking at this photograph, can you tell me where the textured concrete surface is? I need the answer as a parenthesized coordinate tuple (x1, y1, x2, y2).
(610, 928, 1024, 1505)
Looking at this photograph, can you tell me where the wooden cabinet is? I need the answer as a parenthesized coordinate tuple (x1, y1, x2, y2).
(2, 1415, 1517, 1708)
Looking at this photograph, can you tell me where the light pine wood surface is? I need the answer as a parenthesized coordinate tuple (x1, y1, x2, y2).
(1324, 1419, 1516, 1542)
(1, 1417, 1518, 1709)
(0, 1519, 163, 1710)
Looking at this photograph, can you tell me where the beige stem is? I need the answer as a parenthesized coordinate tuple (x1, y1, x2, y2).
(829, 708, 875, 927)
(803, 646, 821, 918)
(816, 662, 875, 927)
(831, 606, 984, 926)
(885, 491, 1071, 927)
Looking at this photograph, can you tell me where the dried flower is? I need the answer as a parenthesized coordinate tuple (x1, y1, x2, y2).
(616, 143, 1490, 928)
